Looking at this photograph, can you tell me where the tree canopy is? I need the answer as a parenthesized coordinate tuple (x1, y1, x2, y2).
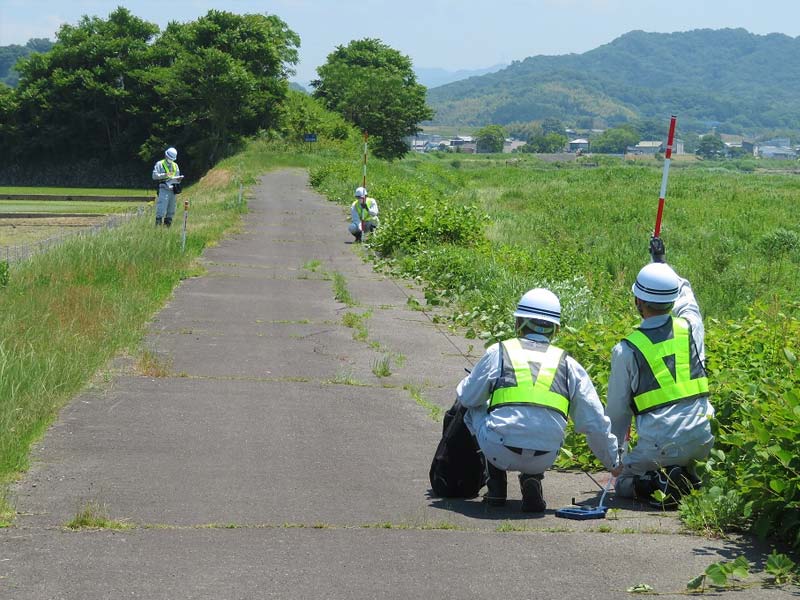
(475, 125, 507, 153)
(0, 8, 300, 182)
(590, 126, 640, 153)
(311, 38, 433, 160)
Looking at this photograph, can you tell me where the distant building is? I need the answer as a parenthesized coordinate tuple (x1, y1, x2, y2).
(756, 145, 797, 159)
(503, 139, 527, 153)
(628, 140, 663, 155)
(568, 138, 589, 153)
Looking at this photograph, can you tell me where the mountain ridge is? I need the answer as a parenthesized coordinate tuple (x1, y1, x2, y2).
(426, 28, 800, 133)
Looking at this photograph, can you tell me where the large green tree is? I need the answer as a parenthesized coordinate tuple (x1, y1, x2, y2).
(311, 38, 433, 160)
(144, 10, 299, 169)
(475, 125, 507, 153)
(10, 8, 158, 163)
(591, 126, 640, 154)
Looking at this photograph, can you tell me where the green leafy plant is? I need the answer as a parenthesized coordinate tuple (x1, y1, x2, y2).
(687, 556, 750, 591)
(0, 261, 9, 287)
(764, 551, 796, 585)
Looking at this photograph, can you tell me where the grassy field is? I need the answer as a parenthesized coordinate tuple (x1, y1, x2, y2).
(0, 200, 148, 213)
(0, 186, 151, 197)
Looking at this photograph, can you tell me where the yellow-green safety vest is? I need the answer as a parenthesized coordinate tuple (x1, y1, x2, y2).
(160, 159, 178, 178)
(352, 199, 373, 222)
(624, 316, 709, 414)
(488, 338, 570, 418)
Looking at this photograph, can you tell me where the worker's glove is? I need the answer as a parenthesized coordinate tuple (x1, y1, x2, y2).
(649, 236, 666, 263)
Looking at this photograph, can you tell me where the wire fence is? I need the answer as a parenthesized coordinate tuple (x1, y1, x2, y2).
(0, 207, 146, 266)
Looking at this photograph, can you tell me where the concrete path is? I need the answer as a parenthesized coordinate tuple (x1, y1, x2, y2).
(1, 170, 786, 598)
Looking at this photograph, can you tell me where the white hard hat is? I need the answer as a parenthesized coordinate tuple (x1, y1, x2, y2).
(632, 263, 680, 303)
(354, 186, 367, 198)
(165, 147, 178, 160)
(513, 288, 561, 325)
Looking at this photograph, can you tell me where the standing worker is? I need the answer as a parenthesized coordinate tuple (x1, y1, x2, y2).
(457, 288, 620, 512)
(152, 147, 182, 227)
(348, 187, 379, 242)
(606, 239, 714, 508)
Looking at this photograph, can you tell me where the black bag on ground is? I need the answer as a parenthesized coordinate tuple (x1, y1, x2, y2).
(429, 400, 487, 498)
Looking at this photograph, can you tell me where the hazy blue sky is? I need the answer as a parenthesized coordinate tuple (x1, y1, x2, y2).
(2, 0, 799, 84)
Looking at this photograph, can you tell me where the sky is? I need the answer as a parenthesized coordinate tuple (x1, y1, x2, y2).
(2, 0, 799, 85)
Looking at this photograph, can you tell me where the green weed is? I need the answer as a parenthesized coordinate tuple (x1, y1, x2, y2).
(137, 350, 172, 378)
(404, 383, 443, 421)
(326, 371, 366, 386)
(371, 354, 392, 377)
(65, 502, 133, 530)
(332, 271, 355, 305)
(342, 310, 370, 341)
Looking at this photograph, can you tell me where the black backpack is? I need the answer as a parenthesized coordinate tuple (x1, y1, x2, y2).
(429, 400, 487, 498)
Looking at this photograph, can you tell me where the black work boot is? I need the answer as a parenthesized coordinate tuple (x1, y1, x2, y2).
(485, 463, 507, 506)
(164, 217, 172, 228)
(653, 466, 696, 509)
(519, 473, 546, 512)
(354, 231, 362, 243)
(155, 217, 163, 226)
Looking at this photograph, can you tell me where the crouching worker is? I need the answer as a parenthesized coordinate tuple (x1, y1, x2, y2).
(457, 288, 620, 512)
(348, 186, 379, 242)
(607, 244, 714, 509)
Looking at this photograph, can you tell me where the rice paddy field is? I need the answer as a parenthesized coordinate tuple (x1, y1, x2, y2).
(0, 187, 152, 247)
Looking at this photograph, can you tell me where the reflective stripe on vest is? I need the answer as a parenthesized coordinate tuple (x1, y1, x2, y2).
(624, 317, 709, 414)
(488, 338, 570, 418)
(160, 159, 178, 178)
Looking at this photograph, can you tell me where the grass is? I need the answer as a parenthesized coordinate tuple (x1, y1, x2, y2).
(342, 310, 370, 341)
(0, 200, 146, 213)
(325, 370, 367, 386)
(0, 186, 150, 197)
(137, 350, 172, 378)
(0, 487, 14, 527)
(371, 354, 392, 377)
(332, 271, 355, 305)
(65, 502, 133, 530)
(404, 383, 443, 421)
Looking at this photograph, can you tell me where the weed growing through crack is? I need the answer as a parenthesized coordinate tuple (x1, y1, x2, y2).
(137, 349, 171, 377)
(371, 354, 392, 377)
(404, 383, 443, 421)
(0, 487, 14, 527)
(332, 271, 355, 305)
(326, 370, 367, 386)
(65, 501, 133, 530)
(342, 310, 370, 341)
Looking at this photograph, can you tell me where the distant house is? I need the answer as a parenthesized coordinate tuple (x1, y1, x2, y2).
(629, 141, 663, 155)
(503, 139, 527, 153)
(568, 138, 589, 153)
(757, 145, 797, 160)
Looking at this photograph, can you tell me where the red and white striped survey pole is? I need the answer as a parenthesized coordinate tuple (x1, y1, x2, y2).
(653, 115, 677, 237)
(362, 131, 368, 188)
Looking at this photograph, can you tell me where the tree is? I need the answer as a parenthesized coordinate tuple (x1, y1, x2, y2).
(145, 11, 300, 169)
(12, 7, 159, 162)
(522, 132, 567, 153)
(541, 117, 565, 136)
(696, 134, 725, 159)
(476, 125, 506, 153)
(591, 126, 640, 154)
(312, 38, 433, 160)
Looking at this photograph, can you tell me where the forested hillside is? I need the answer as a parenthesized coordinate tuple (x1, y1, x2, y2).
(427, 28, 800, 133)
